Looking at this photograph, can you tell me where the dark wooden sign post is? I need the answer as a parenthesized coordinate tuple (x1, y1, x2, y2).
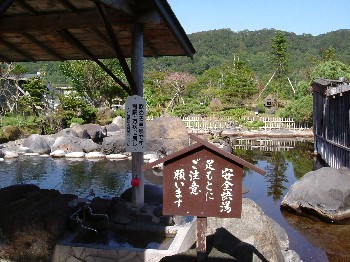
(143, 135, 265, 261)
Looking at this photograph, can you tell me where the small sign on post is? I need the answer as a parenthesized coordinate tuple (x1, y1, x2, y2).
(125, 95, 146, 152)
(143, 135, 265, 261)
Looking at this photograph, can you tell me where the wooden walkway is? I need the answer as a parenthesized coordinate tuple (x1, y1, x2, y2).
(312, 78, 350, 169)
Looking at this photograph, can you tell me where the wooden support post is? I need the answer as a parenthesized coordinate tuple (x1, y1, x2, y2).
(197, 217, 207, 262)
(131, 22, 144, 208)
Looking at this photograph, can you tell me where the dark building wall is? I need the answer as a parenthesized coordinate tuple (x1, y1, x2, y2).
(313, 80, 350, 168)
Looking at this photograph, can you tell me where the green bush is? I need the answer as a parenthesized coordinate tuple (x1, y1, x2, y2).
(171, 103, 211, 117)
(279, 96, 313, 123)
(58, 92, 97, 124)
(243, 120, 265, 130)
(218, 108, 247, 119)
(96, 107, 115, 125)
(40, 113, 66, 135)
(2, 125, 21, 141)
(68, 117, 85, 126)
(114, 108, 125, 118)
(256, 102, 266, 114)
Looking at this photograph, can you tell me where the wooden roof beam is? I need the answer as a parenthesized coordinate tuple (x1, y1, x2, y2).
(0, 0, 14, 17)
(96, 2, 137, 94)
(0, 37, 36, 61)
(0, 10, 130, 33)
(137, 10, 161, 24)
(89, 28, 113, 48)
(91, 21, 159, 59)
(15, 0, 39, 15)
(57, 28, 131, 95)
(138, 11, 161, 57)
(97, 0, 136, 17)
(22, 32, 66, 61)
(57, 0, 78, 13)
(143, 36, 159, 58)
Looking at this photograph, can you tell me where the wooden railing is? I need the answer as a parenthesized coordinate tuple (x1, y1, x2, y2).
(180, 116, 311, 131)
(233, 137, 299, 151)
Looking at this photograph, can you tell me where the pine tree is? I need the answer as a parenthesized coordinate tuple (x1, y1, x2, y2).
(270, 32, 291, 98)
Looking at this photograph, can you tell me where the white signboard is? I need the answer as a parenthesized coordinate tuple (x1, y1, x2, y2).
(125, 95, 146, 152)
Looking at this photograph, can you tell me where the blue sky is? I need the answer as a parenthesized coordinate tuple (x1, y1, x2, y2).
(167, 0, 350, 36)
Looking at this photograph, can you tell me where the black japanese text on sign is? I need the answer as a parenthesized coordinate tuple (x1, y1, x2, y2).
(125, 95, 146, 152)
(163, 148, 243, 218)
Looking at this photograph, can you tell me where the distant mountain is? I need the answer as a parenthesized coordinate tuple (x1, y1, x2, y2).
(18, 29, 350, 84)
(144, 28, 350, 77)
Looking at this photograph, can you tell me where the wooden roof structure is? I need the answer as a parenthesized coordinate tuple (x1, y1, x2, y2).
(0, 0, 196, 94)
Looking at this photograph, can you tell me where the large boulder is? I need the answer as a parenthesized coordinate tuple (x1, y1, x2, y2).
(146, 117, 189, 155)
(105, 123, 121, 133)
(0, 185, 76, 261)
(281, 167, 350, 223)
(112, 116, 125, 129)
(23, 134, 51, 154)
(0, 184, 76, 238)
(71, 124, 106, 142)
(51, 136, 101, 153)
(206, 198, 287, 262)
(162, 198, 299, 262)
(52, 128, 79, 138)
(101, 132, 126, 154)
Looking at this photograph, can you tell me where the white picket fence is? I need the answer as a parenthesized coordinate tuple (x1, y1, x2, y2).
(181, 116, 311, 131)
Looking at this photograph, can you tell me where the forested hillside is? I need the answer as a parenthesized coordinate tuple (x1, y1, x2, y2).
(18, 28, 350, 85)
(144, 28, 350, 77)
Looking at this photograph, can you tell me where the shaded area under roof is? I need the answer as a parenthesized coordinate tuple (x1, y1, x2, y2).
(0, 0, 195, 62)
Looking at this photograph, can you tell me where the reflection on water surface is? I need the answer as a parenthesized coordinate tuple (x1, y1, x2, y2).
(0, 157, 131, 199)
(0, 138, 349, 261)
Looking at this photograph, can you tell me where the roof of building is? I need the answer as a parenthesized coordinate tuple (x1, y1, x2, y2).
(0, 0, 195, 62)
(312, 78, 350, 96)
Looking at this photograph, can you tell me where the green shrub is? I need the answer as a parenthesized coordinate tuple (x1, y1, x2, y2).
(68, 117, 85, 126)
(243, 120, 265, 130)
(256, 102, 266, 114)
(172, 103, 211, 117)
(40, 113, 66, 135)
(58, 92, 97, 124)
(279, 96, 313, 123)
(96, 107, 115, 125)
(3, 125, 21, 141)
(218, 108, 248, 119)
(1, 116, 22, 126)
(209, 98, 223, 112)
(114, 108, 125, 118)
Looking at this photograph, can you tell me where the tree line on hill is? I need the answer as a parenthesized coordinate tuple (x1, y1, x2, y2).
(16, 28, 350, 85)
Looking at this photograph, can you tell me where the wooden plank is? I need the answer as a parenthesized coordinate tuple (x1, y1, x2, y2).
(0, 0, 14, 17)
(0, 10, 129, 33)
(0, 37, 36, 61)
(99, 0, 136, 17)
(22, 32, 65, 60)
(57, 0, 77, 12)
(15, 0, 39, 15)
